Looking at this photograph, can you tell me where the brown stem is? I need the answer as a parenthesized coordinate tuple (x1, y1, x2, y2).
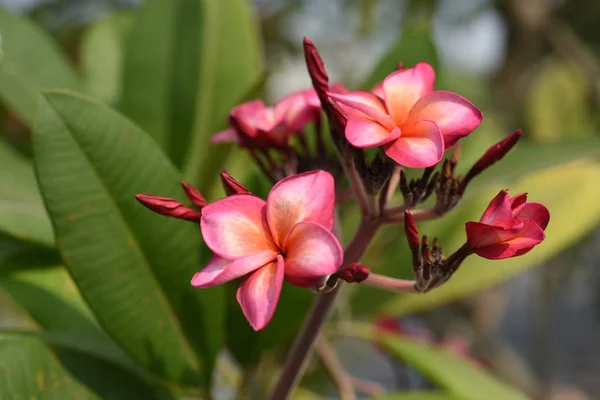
(383, 207, 437, 224)
(268, 217, 381, 400)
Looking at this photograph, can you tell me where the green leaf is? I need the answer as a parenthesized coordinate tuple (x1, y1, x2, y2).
(0, 7, 81, 125)
(362, 21, 438, 90)
(381, 160, 600, 316)
(120, 0, 263, 176)
(378, 335, 528, 400)
(80, 14, 131, 104)
(0, 138, 54, 247)
(0, 334, 167, 400)
(33, 90, 224, 387)
(374, 392, 460, 400)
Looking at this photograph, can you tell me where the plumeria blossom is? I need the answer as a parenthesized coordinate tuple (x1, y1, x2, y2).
(191, 170, 343, 330)
(328, 62, 483, 168)
(211, 89, 321, 149)
(465, 190, 550, 259)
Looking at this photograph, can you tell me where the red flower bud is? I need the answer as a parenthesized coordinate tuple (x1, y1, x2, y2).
(460, 129, 522, 192)
(135, 194, 201, 222)
(220, 171, 250, 195)
(336, 262, 370, 283)
(181, 181, 207, 209)
(404, 210, 420, 248)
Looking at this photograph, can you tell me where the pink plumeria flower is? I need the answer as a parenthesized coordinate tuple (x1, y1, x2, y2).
(191, 170, 343, 330)
(465, 190, 550, 259)
(211, 89, 321, 149)
(328, 62, 483, 168)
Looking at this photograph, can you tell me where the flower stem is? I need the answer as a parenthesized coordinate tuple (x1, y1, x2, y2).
(268, 217, 381, 399)
(363, 273, 416, 293)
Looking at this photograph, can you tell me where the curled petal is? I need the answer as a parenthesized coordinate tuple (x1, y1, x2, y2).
(406, 91, 482, 148)
(479, 190, 515, 229)
(266, 170, 335, 246)
(237, 255, 285, 331)
(382, 62, 435, 127)
(275, 90, 315, 131)
(201, 195, 276, 259)
(191, 251, 277, 288)
(509, 193, 528, 212)
(328, 91, 394, 129)
(230, 100, 269, 131)
(383, 120, 444, 168)
(211, 128, 240, 144)
(282, 222, 343, 287)
(470, 219, 545, 259)
(345, 119, 401, 148)
(516, 202, 550, 230)
(465, 221, 522, 250)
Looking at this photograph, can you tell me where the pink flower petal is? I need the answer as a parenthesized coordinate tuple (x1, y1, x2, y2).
(346, 119, 401, 148)
(211, 128, 240, 144)
(470, 219, 545, 259)
(200, 195, 276, 259)
(382, 62, 435, 127)
(266, 170, 335, 246)
(516, 202, 550, 230)
(328, 91, 395, 129)
(479, 190, 515, 229)
(282, 222, 343, 287)
(236, 255, 285, 331)
(275, 90, 315, 131)
(406, 91, 482, 149)
(509, 193, 528, 211)
(383, 120, 444, 168)
(190, 250, 277, 288)
(465, 221, 522, 250)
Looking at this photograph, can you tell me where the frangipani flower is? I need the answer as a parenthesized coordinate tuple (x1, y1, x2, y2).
(328, 62, 482, 168)
(192, 170, 343, 330)
(465, 190, 550, 259)
(211, 89, 320, 149)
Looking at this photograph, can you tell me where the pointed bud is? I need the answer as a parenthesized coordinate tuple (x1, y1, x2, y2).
(135, 194, 201, 222)
(303, 37, 329, 102)
(336, 262, 370, 283)
(220, 170, 250, 195)
(404, 210, 420, 248)
(181, 181, 207, 209)
(451, 143, 462, 165)
(460, 129, 523, 193)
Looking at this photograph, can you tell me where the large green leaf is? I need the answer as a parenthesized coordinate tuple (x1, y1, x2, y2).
(362, 21, 438, 90)
(0, 138, 54, 247)
(33, 90, 224, 387)
(80, 14, 131, 104)
(377, 335, 528, 400)
(120, 0, 263, 176)
(0, 7, 81, 125)
(381, 160, 600, 315)
(0, 334, 165, 400)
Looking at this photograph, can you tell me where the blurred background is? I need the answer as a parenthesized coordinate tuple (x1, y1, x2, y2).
(1, 0, 600, 399)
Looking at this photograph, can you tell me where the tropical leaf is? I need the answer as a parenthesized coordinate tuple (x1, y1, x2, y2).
(33, 90, 224, 387)
(0, 7, 81, 125)
(0, 138, 53, 247)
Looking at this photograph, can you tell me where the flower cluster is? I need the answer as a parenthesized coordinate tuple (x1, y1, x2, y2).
(136, 37, 549, 331)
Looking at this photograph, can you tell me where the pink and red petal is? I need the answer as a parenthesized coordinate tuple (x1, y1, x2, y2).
(345, 119, 401, 148)
(405, 91, 482, 149)
(465, 221, 521, 250)
(200, 195, 276, 259)
(383, 120, 444, 168)
(282, 222, 343, 288)
(266, 170, 335, 246)
(516, 202, 550, 230)
(471, 219, 545, 259)
(479, 190, 515, 229)
(382, 62, 435, 127)
(190, 250, 277, 288)
(328, 91, 394, 129)
(211, 128, 240, 144)
(236, 255, 285, 331)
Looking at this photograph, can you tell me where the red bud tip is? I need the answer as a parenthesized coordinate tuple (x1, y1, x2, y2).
(180, 181, 206, 209)
(404, 210, 420, 248)
(337, 262, 370, 283)
(135, 194, 201, 222)
(220, 171, 250, 195)
(303, 37, 329, 102)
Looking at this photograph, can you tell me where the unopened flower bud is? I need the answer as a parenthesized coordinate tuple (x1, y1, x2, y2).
(403, 210, 420, 248)
(135, 194, 201, 222)
(181, 181, 206, 209)
(336, 262, 370, 283)
(220, 170, 250, 195)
